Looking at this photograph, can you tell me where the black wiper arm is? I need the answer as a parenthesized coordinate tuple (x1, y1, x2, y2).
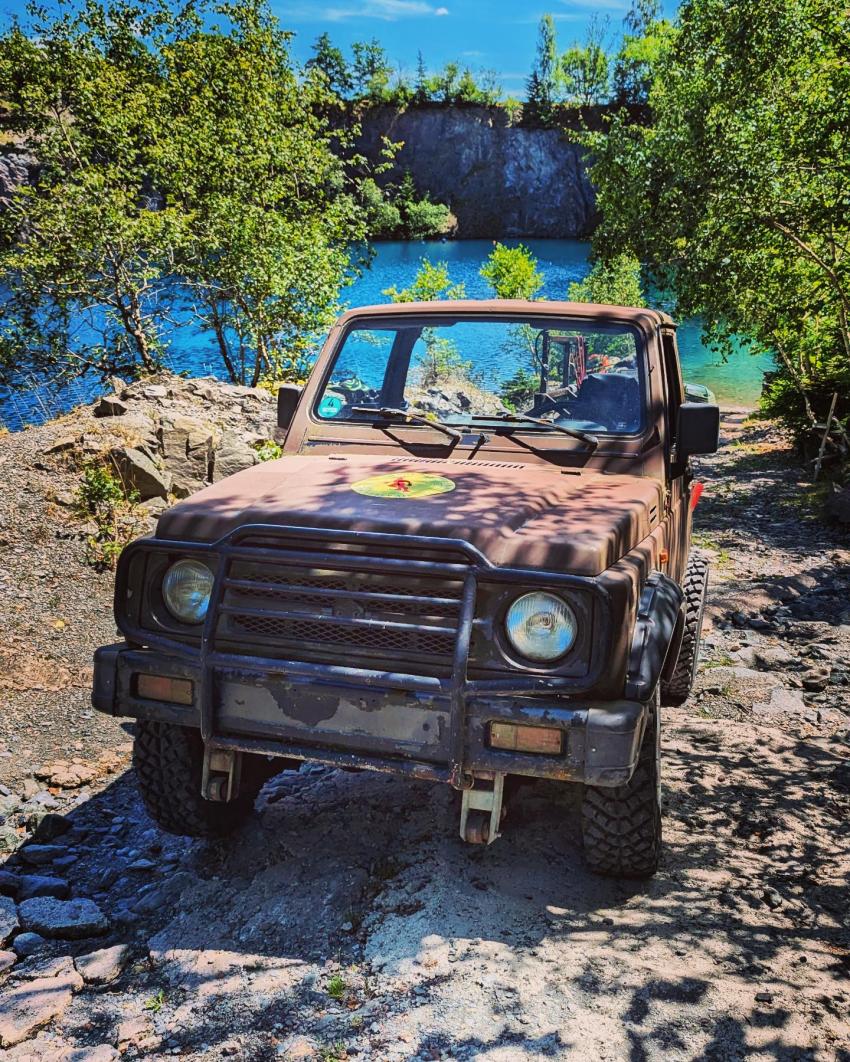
(351, 406, 462, 442)
(473, 412, 599, 449)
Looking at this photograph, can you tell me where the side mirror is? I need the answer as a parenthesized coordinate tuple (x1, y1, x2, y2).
(277, 384, 302, 431)
(677, 402, 720, 458)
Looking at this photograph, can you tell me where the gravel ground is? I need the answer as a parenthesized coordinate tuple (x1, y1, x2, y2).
(0, 405, 848, 1061)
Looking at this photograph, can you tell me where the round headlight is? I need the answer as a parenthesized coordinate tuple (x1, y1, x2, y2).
(504, 592, 577, 663)
(162, 560, 214, 625)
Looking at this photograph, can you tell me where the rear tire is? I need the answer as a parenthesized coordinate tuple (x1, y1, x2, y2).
(133, 721, 268, 838)
(660, 555, 709, 707)
(581, 700, 661, 878)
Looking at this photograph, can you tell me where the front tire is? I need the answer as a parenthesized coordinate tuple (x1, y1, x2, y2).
(581, 701, 661, 878)
(133, 721, 267, 838)
(661, 555, 709, 707)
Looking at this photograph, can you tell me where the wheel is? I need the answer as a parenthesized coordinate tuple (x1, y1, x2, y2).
(581, 699, 661, 878)
(133, 721, 269, 838)
(660, 555, 709, 707)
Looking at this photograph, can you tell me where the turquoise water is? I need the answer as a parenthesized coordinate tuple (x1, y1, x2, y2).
(0, 238, 770, 430)
(349, 240, 772, 408)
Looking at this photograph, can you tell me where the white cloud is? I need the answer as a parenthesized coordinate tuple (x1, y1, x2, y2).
(288, 0, 451, 19)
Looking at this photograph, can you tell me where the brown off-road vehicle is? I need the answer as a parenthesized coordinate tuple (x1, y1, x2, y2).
(93, 300, 719, 877)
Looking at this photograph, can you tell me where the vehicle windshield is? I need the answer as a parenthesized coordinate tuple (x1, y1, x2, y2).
(315, 316, 646, 435)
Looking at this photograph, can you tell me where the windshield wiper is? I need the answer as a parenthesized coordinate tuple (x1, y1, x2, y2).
(472, 413, 599, 449)
(350, 406, 462, 442)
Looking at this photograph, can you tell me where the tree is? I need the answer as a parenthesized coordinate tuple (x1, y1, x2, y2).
(524, 14, 557, 124)
(351, 38, 392, 101)
(586, 0, 850, 440)
(0, 0, 192, 380)
(383, 259, 465, 303)
(152, 0, 369, 386)
(305, 31, 351, 98)
(0, 0, 375, 389)
(414, 50, 428, 103)
(560, 17, 610, 107)
(480, 243, 544, 300)
(568, 255, 646, 307)
(612, 0, 669, 106)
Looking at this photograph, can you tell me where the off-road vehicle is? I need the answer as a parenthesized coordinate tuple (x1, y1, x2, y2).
(93, 300, 719, 877)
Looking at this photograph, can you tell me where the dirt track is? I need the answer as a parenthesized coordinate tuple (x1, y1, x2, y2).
(0, 407, 848, 1061)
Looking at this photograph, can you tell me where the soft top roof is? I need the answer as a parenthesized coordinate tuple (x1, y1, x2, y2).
(335, 299, 675, 330)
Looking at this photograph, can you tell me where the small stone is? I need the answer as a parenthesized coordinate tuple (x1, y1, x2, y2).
(755, 990, 773, 1003)
(35, 762, 97, 789)
(29, 812, 72, 842)
(93, 395, 129, 418)
(275, 1034, 320, 1059)
(19, 896, 108, 939)
(74, 943, 130, 985)
(143, 384, 168, 399)
(58, 1047, 121, 1062)
(0, 951, 15, 972)
(116, 1015, 151, 1050)
(46, 435, 79, 454)
(18, 844, 67, 866)
(127, 858, 157, 871)
(12, 953, 76, 980)
(0, 870, 20, 897)
(108, 446, 170, 501)
(0, 895, 19, 946)
(12, 932, 47, 958)
(19, 875, 70, 901)
(0, 970, 80, 1047)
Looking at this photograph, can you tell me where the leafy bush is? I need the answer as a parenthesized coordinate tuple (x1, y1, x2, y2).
(75, 463, 140, 570)
(568, 254, 646, 307)
(480, 243, 544, 300)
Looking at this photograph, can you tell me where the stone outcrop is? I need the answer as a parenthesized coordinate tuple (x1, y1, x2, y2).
(357, 105, 597, 238)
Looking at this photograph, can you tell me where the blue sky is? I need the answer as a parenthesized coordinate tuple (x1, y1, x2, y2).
(2, 0, 679, 97)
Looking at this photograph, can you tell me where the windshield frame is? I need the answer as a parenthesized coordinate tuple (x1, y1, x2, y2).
(309, 310, 651, 441)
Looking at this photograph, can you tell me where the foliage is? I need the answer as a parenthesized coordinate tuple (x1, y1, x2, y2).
(525, 14, 558, 125)
(326, 974, 346, 1000)
(480, 243, 544, 300)
(306, 31, 352, 97)
(254, 439, 283, 461)
(0, 0, 373, 390)
(612, 0, 665, 104)
(585, 0, 850, 444)
(369, 172, 454, 240)
(499, 367, 538, 411)
(383, 258, 465, 304)
(75, 462, 140, 570)
(568, 254, 646, 307)
(351, 38, 392, 100)
(559, 17, 610, 107)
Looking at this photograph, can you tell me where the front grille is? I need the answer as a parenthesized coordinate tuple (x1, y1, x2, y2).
(217, 547, 466, 676)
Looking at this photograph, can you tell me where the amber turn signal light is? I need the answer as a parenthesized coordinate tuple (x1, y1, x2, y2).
(135, 673, 194, 705)
(489, 722, 563, 755)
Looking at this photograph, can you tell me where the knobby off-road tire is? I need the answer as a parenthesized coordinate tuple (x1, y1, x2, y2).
(660, 555, 709, 708)
(581, 701, 661, 878)
(133, 721, 267, 838)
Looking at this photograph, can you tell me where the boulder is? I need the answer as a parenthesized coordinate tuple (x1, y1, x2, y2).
(0, 870, 20, 897)
(0, 970, 81, 1047)
(93, 395, 128, 418)
(212, 432, 257, 482)
(74, 943, 130, 984)
(0, 951, 15, 973)
(18, 844, 67, 866)
(753, 687, 810, 717)
(12, 932, 47, 958)
(19, 875, 70, 901)
(157, 415, 214, 497)
(0, 895, 19, 946)
(19, 896, 108, 939)
(826, 485, 850, 524)
(109, 447, 170, 500)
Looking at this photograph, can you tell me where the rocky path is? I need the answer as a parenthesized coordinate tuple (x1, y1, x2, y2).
(0, 406, 848, 1061)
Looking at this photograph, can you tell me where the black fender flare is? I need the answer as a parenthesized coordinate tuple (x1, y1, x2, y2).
(624, 571, 684, 702)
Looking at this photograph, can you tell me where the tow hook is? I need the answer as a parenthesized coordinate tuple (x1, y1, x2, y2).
(202, 747, 241, 802)
(459, 773, 506, 846)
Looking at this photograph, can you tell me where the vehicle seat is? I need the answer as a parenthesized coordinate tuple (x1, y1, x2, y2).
(565, 372, 640, 431)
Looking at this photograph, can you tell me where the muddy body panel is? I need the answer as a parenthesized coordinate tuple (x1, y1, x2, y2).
(93, 300, 718, 834)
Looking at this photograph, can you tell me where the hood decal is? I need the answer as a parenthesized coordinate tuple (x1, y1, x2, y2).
(351, 471, 456, 499)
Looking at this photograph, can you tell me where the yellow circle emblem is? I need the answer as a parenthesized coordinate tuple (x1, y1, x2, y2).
(352, 471, 456, 499)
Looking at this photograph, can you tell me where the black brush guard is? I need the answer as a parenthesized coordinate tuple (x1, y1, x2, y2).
(108, 524, 612, 788)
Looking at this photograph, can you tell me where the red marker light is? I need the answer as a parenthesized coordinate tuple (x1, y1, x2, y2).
(690, 481, 705, 510)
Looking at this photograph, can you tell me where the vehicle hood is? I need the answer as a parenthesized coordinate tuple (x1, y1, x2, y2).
(156, 454, 664, 576)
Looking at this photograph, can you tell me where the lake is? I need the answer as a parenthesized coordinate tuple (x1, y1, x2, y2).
(0, 238, 771, 431)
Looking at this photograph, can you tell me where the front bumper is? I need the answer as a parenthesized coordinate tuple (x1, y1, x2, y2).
(94, 642, 649, 787)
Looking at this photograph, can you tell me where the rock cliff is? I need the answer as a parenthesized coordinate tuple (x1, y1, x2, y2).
(357, 105, 597, 239)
